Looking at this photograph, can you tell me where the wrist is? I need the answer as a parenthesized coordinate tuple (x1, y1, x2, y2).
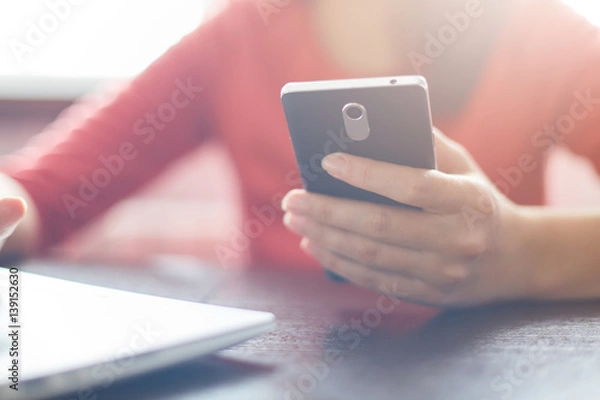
(510, 206, 600, 302)
(504, 205, 556, 301)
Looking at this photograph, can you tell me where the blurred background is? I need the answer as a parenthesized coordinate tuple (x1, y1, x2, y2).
(0, 0, 599, 264)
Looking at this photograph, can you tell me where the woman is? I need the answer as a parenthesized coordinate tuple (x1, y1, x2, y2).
(0, 0, 599, 306)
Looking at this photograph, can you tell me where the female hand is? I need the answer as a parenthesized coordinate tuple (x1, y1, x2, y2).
(282, 129, 533, 307)
(0, 197, 27, 253)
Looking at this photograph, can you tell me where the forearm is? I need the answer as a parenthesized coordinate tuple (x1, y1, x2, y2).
(0, 173, 40, 261)
(518, 206, 600, 301)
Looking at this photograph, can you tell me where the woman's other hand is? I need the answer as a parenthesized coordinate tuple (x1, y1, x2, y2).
(0, 197, 27, 253)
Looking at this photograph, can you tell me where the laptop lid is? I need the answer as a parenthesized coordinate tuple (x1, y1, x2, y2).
(0, 268, 275, 400)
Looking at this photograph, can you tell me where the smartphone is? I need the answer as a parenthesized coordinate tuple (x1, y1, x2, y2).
(281, 76, 437, 207)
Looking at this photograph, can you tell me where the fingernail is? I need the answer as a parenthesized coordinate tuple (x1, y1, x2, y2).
(322, 154, 347, 177)
(0, 198, 26, 239)
(283, 213, 307, 233)
(0, 197, 26, 223)
(300, 237, 313, 254)
(282, 193, 308, 213)
(300, 237, 310, 250)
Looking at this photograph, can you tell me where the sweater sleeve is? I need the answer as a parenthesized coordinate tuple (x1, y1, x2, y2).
(0, 6, 230, 250)
(515, 0, 600, 172)
(556, 4, 600, 173)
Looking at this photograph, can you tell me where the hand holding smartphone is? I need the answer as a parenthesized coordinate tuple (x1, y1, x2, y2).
(281, 76, 437, 206)
(281, 76, 436, 280)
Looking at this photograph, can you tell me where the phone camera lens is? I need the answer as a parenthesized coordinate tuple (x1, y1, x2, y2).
(345, 105, 363, 120)
(390, 79, 398, 85)
(342, 103, 370, 141)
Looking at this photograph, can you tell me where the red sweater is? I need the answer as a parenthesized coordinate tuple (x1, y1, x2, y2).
(3, 0, 600, 268)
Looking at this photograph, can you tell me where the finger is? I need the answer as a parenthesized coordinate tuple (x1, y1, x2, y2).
(321, 153, 476, 213)
(432, 128, 476, 174)
(301, 239, 441, 305)
(285, 214, 465, 287)
(282, 190, 459, 252)
(0, 197, 26, 240)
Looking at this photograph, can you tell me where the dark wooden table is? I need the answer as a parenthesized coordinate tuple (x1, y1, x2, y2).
(21, 258, 600, 400)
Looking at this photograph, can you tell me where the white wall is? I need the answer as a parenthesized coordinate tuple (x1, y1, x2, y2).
(0, 0, 220, 78)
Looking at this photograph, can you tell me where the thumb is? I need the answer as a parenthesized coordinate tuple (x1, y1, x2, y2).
(0, 197, 27, 241)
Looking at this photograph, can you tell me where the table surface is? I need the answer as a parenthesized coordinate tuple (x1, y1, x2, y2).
(20, 258, 600, 400)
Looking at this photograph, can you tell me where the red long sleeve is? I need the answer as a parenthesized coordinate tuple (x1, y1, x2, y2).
(2, 8, 228, 250)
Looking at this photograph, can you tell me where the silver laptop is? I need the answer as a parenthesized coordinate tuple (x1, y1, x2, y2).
(0, 268, 275, 400)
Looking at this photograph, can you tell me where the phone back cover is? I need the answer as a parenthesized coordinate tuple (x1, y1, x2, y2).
(282, 83, 436, 206)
